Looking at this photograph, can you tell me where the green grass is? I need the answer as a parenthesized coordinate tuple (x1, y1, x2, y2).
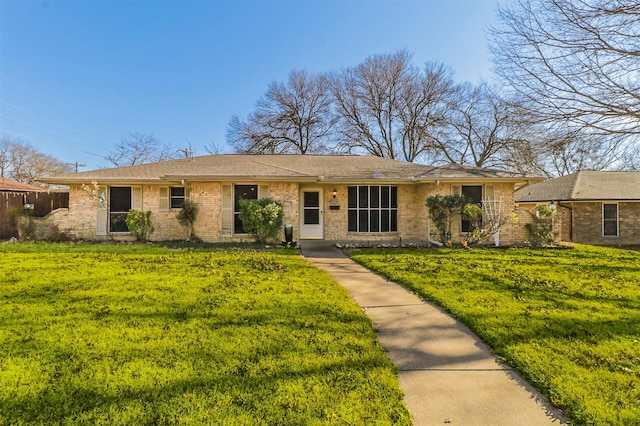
(350, 244, 640, 425)
(0, 242, 410, 425)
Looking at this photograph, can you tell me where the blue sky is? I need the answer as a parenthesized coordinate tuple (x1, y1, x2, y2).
(1, 0, 501, 171)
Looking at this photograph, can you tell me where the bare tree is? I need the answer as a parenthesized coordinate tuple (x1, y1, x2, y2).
(0, 136, 72, 185)
(0, 137, 11, 177)
(228, 70, 335, 154)
(490, 0, 640, 138)
(106, 132, 179, 167)
(500, 119, 629, 177)
(330, 50, 456, 162)
(204, 140, 227, 155)
(434, 82, 514, 168)
(331, 51, 455, 161)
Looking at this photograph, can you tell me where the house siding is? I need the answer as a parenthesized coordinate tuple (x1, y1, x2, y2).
(41, 180, 535, 245)
(426, 182, 519, 245)
(571, 202, 640, 245)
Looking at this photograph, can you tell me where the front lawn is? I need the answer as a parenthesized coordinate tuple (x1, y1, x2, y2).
(0, 243, 410, 425)
(351, 245, 640, 425)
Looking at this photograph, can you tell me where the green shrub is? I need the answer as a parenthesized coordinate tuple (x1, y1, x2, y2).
(525, 205, 558, 247)
(125, 209, 154, 242)
(239, 198, 283, 243)
(176, 199, 198, 241)
(426, 194, 469, 243)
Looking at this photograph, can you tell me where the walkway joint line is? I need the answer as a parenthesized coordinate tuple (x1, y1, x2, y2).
(363, 303, 424, 309)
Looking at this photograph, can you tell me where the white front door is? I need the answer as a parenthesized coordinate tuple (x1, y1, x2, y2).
(299, 188, 323, 239)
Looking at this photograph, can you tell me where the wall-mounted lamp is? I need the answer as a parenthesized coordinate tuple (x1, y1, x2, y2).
(549, 201, 556, 210)
(98, 191, 106, 203)
(330, 188, 340, 209)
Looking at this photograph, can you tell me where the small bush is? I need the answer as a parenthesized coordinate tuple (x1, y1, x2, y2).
(47, 225, 71, 242)
(238, 198, 283, 243)
(176, 199, 198, 241)
(125, 209, 154, 242)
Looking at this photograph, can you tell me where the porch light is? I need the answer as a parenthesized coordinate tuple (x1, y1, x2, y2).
(549, 201, 556, 210)
(332, 188, 337, 199)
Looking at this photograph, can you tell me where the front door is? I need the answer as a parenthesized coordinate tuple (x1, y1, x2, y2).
(299, 188, 323, 239)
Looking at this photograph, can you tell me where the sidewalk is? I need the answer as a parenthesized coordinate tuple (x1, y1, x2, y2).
(302, 243, 566, 426)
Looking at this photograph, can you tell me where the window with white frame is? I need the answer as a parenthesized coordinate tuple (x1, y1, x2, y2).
(603, 203, 618, 237)
(461, 185, 483, 233)
(234, 184, 258, 234)
(109, 187, 131, 232)
(170, 187, 185, 209)
(348, 185, 398, 232)
(159, 186, 186, 210)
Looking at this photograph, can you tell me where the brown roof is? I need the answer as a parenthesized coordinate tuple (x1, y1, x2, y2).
(39, 154, 541, 185)
(515, 171, 640, 202)
(0, 177, 47, 192)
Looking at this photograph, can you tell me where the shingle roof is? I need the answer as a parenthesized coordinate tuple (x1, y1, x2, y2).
(515, 171, 640, 202)
(39, 154, 541, 184)
(0, 177, 47, 192)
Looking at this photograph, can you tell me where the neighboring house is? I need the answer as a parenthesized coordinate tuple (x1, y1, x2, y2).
(0, 178, 69, 239)
(39, 154, 542, 244)
(515, 171, 640, 245)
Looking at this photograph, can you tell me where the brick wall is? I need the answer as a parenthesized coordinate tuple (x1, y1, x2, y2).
(571, 202, 640, 245)
(40, 180, 536, 245)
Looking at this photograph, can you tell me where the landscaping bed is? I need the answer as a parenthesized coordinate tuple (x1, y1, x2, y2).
(0, 242, 410, 425)
(351, 244, 640, 425)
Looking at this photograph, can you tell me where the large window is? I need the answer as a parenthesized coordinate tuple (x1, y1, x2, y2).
(109, 187, 131, 233)
(348, 185, 397, 233)
(603, 203, 618, 237)
(234, 184, 258, 234)
(461, 185, 483, 233)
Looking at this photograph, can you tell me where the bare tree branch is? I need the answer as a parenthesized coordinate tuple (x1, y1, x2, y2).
(227, 70, 335, 154)
(106, 132, 179, 167)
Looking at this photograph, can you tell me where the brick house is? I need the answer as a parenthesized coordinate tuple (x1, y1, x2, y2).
(40, 154, 542, 244)
(515, 171, 640, 245)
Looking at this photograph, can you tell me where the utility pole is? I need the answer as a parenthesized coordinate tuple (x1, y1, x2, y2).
(69, 162, 86, 173)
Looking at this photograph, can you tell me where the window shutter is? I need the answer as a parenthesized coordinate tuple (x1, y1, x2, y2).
(96, 207, 107, 236)
(131, 186, 143, 210)
(452, 185, 461, 196)
(484, 185, 495, 202)
(159, 187, 169, 210)
(258, 184, 269, 199)
(221, 184, 233, 237)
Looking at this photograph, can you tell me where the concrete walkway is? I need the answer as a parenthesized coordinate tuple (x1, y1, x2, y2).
(301, 243, 566, 426)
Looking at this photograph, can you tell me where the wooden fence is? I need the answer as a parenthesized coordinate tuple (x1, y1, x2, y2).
(0, 191, 69, 239)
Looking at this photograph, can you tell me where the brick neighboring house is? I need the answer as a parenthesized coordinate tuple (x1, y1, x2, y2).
(515, 171, 640, 245)
(39, 154, 542, 244)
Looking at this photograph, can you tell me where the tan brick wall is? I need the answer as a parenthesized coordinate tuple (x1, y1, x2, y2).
(514, 203, 561, 245)
(424, 182, 523, 245)
(571, 202, 640, 245)
(269, 182, 299, 242)
(323, 185, 347, 240)
(43, 180, 536, 245)
(323, 184, 430, 243)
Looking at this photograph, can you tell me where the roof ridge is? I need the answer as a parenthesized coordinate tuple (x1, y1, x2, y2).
(248, 158, 310, 177)
(570, 171, 583, 199)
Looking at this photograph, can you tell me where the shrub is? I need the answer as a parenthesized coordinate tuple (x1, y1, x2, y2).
(426, 194, 468, 244)
(176, 199, 199, 241)
(238, 198, 283, 243)
(525, 205, 558, 247)
(47, 225, 71, 242)
(125, 209, 154, 242)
